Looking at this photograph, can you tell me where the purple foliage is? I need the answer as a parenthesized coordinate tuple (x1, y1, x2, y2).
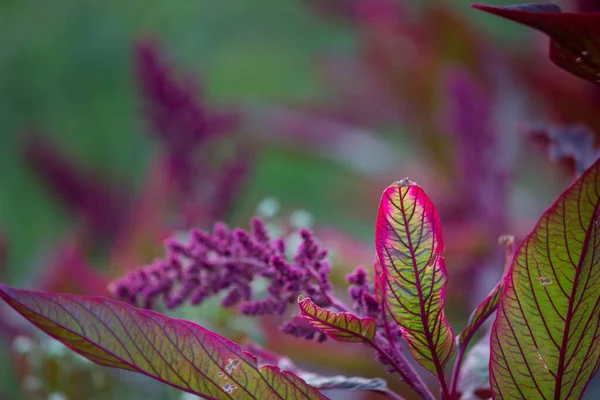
(110, 217, 335, 333)
(208, 151, 253, 220)
(528, 123, 599, 176)
(135, 40, 238, 197)
(347, 266, 394, 336)
(22, 133, 128, 238)
(441, 67, 509, 231)
(576, 0, 600, 12)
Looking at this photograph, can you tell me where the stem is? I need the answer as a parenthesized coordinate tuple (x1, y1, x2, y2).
(308, 269, 351, 313)
(449, 237, 515, 399)
(439, 371, 451, 400)
(323, 289, 434, 400)
(370, 333, 436, 400)
(381, 300, 436, 400)
(449, 345, 465, 400)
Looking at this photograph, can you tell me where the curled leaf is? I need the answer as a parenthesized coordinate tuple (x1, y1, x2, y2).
(298, 297, 376, 343)
(458, 282, 503, 348)
(375, 180, 455, 385)
(0, 284, 328, 400)
(490, 158, 600, 399)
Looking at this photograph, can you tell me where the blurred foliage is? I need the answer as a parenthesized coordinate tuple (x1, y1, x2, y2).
(0, 0, 588, 398)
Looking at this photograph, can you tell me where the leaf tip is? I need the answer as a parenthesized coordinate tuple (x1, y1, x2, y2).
(393, 177, 416, 187)
(470, 4, 488, 11)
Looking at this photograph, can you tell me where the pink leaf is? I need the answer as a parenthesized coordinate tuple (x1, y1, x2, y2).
(0, 284, 328, 400)
(375, 179, 455, 391)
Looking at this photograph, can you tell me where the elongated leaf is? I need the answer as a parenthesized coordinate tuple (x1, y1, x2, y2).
(472, 4, 600, 84)
(458, 282, 502, 347)
(490, 159, 600, 399)
(298, 297, 376, 343)
(0, 284, 328, 400)
(375, 179, 455, 379)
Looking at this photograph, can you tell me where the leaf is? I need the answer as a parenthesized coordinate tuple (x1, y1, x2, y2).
(298, 297, 376, 343)
(490, 158, 600, 399)
(0, 284, 328, 400)
(245, 343, 394, 397)
(472, 4, 600, 84)
(375, 179, 455, 381)
(458, 279, 503, 348)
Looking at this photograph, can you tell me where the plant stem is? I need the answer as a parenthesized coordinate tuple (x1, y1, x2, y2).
(326, 292, 434, 400)
(449, 345, 465, 400)
(371, 333, 436, 400)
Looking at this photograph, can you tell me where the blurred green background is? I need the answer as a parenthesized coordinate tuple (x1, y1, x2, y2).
(0, 0, 566, 398)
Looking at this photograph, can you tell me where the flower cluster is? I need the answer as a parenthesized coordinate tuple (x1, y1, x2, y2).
(347, 264, 401, 341)
(22, 133, 128, 239)
(110, 217, 334, 319)
(346, 263, 404, 373)
(135, 40, 237, 194)
(134, 40, 250, 224)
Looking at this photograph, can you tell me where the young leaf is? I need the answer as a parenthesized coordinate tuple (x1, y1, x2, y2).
(460, 282, 502, 345)
(490, 158, 600, 399)
(472, 4, 600, 84)
(450, 236, 514, 399)
(375, 180, 455, 385)
(457, 235, 515, 348)
(298, 297, 376, 343)
(0, 284, 328, 400)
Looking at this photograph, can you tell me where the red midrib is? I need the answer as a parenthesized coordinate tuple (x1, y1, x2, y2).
(397, 189, 449, 397)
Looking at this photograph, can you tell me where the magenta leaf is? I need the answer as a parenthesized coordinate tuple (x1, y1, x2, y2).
(0, 284, 328, 400)
(490, 158, 600, 399)
(298, 297, 377, 343)
(472, 4, 600, 84)
(375, 179, 455, 393)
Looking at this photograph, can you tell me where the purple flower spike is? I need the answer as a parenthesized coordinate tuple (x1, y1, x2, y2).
(134, 39, 237, 197)
(22, 133, 128, 239)
(110, 217, 336, 329)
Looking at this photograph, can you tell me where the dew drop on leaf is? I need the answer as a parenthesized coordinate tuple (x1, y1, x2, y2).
(223, 383, 237, 393)
(539, 276, 553, 286)
(225, 359, 241, 374)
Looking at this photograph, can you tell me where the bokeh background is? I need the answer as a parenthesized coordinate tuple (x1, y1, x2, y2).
(1, 0, 598, 398)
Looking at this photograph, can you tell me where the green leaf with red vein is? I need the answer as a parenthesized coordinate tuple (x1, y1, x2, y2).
(472, 3, 600, 84)
(0, 284, 328, 400)
(375, 179, 455, 386)
(298, 297, 376, 343)
(490, 158, 600, 399)
(458, 280, 503, 348)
